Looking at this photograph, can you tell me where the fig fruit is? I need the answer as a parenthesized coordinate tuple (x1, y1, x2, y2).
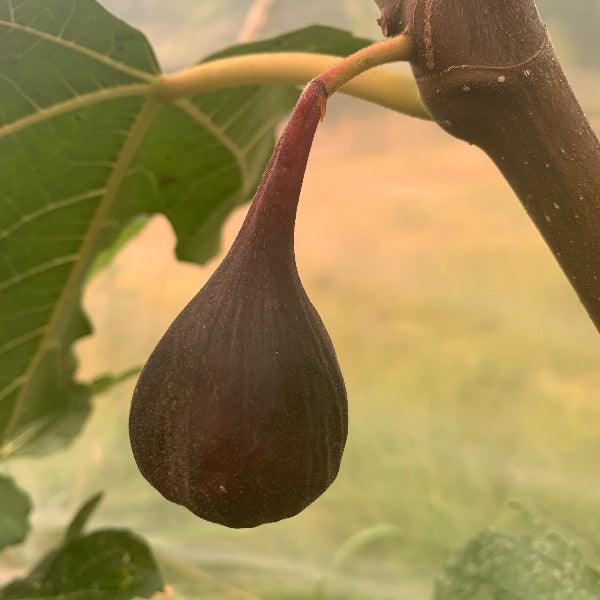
(129, 80, 348, 528)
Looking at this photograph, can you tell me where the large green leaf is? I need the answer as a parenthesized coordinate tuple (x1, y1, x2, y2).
(0, 0, 372, 456)
(433, 505, 600, 599)
(0, 475, 31, 552)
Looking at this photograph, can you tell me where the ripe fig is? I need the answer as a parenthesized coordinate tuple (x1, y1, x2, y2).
(129, 81, 348, 528)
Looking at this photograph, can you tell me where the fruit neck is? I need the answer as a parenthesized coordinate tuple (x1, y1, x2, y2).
(236, 81, 327, 261)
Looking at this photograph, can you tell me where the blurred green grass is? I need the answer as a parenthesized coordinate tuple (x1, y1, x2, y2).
(2, 96, 600, 599)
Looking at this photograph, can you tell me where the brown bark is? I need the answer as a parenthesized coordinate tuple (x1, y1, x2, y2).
(373, 0, 405, 36)
(376, 0, 600, 332)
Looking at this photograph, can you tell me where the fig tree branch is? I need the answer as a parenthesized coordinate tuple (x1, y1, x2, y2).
(375, 0, 600, 332)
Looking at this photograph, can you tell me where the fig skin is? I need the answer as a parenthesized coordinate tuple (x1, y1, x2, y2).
(129, 81, 348, 528)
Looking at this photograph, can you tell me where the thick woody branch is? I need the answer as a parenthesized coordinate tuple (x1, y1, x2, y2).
(376, 0, 600, 332)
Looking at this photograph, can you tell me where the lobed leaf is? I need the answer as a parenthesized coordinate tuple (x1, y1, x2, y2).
(0, 0, 372, 456)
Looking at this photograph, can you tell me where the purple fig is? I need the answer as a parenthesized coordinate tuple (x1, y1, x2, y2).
(129, 81, 348, 528)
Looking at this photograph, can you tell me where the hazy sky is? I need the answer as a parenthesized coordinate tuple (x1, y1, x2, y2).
(101, 0, 382, 70)
(100, 0, 598, 72)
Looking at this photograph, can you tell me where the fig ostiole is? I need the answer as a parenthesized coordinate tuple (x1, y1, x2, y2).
(129, 80, 348, 528)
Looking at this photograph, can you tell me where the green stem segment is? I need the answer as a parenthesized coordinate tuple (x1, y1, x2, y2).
(317, 34, 415, 95)
(155, 46, 428, 119)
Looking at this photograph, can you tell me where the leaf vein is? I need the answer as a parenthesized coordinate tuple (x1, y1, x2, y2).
(0, 72, 40, 111)
(0, 18, 156, 82)
(6, 0, 14, 23)
(0, 254, 79, 292)
(0, 99, 160, 447)
(0, 377, 24, 403)
(176, 98, 251, 196)
(0, 83, 151, 139)
(0, 326, 47, 357)
(0, 188, 105, 241)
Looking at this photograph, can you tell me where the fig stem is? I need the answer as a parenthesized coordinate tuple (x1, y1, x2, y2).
(316, 34, 415, 96)
(154, 49, 428, 119)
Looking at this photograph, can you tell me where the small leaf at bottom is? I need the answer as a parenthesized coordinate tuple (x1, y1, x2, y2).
(0, 529, 163, 600)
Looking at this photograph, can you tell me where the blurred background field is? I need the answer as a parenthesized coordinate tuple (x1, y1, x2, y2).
(2, 1, 600, 598)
